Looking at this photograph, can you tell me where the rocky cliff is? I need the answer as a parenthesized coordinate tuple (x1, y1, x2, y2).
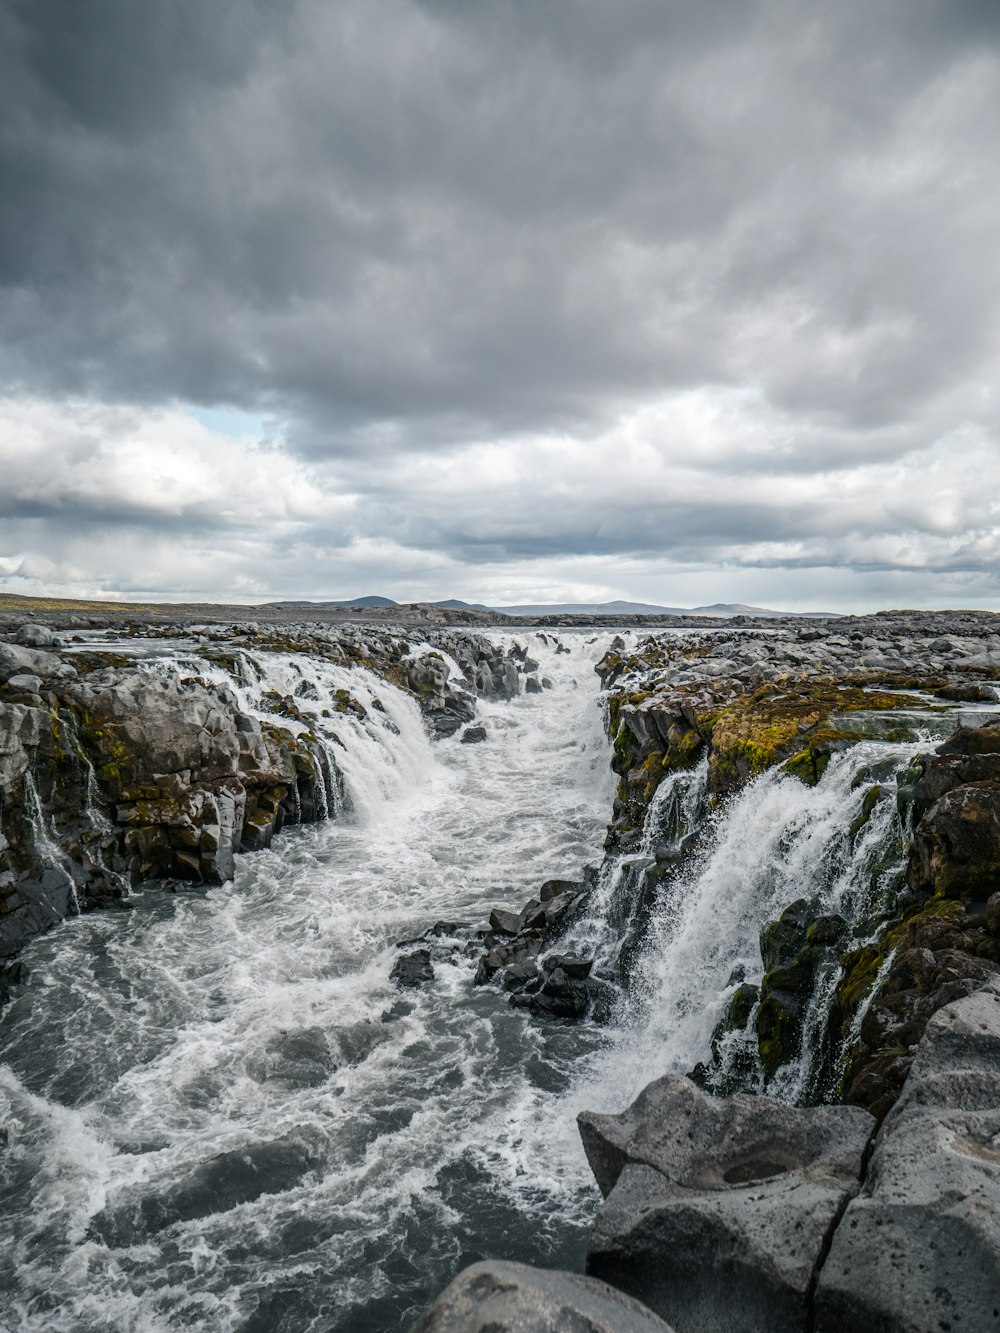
(417, 610, 1000, 1332)
(0, 619, 527, 987)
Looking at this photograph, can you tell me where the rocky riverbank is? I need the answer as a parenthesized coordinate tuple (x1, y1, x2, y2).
(0, 619, 529, 982)
(418, 609, 1000, 1331)
(5, 605, 1000, 1331)
(593, 611, 1000, 1112)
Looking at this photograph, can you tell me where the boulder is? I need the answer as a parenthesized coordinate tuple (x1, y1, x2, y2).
(461, 726, 487, 744)
(412, 1259, 674, 1333)
(541, 953, 593, 979)
(0, 642, 69, 683)
(390, 949, 435, 988)
(580, 1074, 874, 1332)
(15, 623, 59, 648)
(4, 673, 42, 694)
(489, 908, 522, 936)
(816, 979, 1000, 1330)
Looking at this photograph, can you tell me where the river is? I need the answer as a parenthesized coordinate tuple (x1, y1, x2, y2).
(0, 631, 622, 1332)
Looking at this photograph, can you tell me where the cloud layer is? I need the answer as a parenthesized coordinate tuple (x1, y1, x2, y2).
(1, 1, 999, 609)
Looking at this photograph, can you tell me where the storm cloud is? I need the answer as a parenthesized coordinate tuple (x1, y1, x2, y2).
(1, 0, 999, 609)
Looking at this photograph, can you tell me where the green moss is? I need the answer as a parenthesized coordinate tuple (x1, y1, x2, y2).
(850, 785, 884, 841)
(706, 683, 933, 795)
(827, 896, 966, 1090)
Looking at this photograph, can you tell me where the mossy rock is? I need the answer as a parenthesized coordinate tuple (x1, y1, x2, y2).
(849, 785, 885, 841)
(333, 689, 368, 720)
(759, 898, 815, 973)
(707, 682, 929, 795)
(756, 987, 807, 1079)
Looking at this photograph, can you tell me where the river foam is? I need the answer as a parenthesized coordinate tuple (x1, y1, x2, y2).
(0, 631, 620, 1333)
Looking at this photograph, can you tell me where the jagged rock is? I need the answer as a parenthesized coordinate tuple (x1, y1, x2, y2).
(390, 949, 435, 988)
(412, 1259, 675, 1332)
(511, 965, 606, 1020)
(461, 726, 487, 744)
(580, 1074, 874, 1332)
(524, 677, 543, 694)
(910, 782, 1000, 900)
(836, 897, 1000, 1122)
(475, 930, 545, 985)
(816, 980, 1000, 1330)
(501, 960, 541, 992)
(489, 908, 522, 936)
(541, 953, 593, 979)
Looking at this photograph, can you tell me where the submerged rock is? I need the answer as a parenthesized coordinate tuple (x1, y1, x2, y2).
(412, 1259, 674, 1332)
(390, 949, 435, 988)
(579, 1074, 874, 1332)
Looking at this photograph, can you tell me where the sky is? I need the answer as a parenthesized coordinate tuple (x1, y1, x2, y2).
(1, 0, 999, 612)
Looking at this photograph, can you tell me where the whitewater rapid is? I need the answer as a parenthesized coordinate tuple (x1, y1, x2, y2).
(0, 632, 622, 1333)
(0, 628, 952, 1332)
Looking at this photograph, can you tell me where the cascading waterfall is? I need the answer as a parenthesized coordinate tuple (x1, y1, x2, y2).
(19, 771, 79, 915)
(0, 626, 958, 1333)
(0, 630, 623, 1333)
(564, 757, 710, 980)
(590, 736, 929, 1109)
(138, 647, 435, 827)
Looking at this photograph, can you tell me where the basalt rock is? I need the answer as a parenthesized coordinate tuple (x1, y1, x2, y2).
(580, 1074, 874, 1333)
(474, 881, 591, 1004)
(755, 900, 846, 1081)
(390, 949, 435, 988)
(816, 979, 1000, 1330)
(475, 873, 613, 1020)
(0, 647, 337, 963)
(413, 1259, 675, 1333)
(834, 897, 1000, 1122)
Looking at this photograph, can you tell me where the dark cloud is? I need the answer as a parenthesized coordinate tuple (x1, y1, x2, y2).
(1, 1, 999, 607)
(1, 0, 997, 440)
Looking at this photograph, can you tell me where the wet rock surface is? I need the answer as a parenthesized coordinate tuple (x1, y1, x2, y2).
(472, 874, 608, 1019)
(579, 1074, 874, 1333)
(412, 1259, 675, 1333)
(0, 621, 528, 977)
(601, 612, 1000, 1116)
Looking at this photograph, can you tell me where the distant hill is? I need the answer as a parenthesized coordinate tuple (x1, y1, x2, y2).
(262, 595, 824, 617)
(264, 595, 399, 608)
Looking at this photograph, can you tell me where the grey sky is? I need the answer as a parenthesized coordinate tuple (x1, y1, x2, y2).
(1, 0, 998, 610)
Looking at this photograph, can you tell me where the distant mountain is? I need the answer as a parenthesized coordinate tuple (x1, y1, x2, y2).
(690, 602, 804, 619)
(262, 595, 826, 617)
(264, 595, 399, 608)
(431, 598, 494, 611)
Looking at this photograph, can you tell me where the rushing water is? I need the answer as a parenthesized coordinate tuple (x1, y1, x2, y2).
(0, 630, 970, 1332)
(0, 632, 622, 1333)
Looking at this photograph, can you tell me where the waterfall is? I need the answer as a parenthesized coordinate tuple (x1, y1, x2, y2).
(565, 758, 710, 977)
(0, 627, 943, 1333)
(138, 648, 437, 829)
(0, 629, 626, 1333)
(594, 735, 927, 1107)
(20, 771, 80, 915)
